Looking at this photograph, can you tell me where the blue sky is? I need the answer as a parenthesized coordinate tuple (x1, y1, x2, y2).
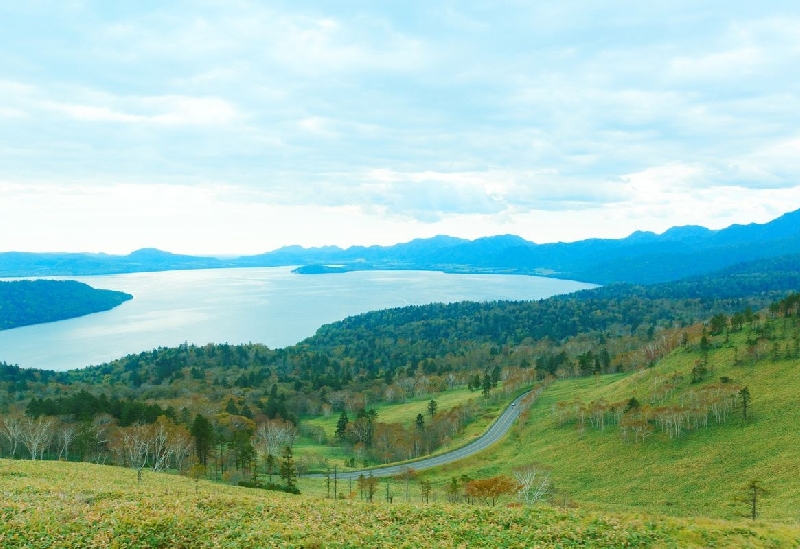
(2, 1, 800, 254)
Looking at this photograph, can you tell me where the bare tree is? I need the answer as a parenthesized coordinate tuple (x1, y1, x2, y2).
(89, 413, 115, 464)
(56, 419, 77, 461)
(0, 414, 24, 459)
(150, 418, 171, 472)
(513, 465, 551, 505)
(110, 423, 151, 482)
(167, 423, 193, 472)
(253, 418, 296, 463)
(20, 416, 56, 460)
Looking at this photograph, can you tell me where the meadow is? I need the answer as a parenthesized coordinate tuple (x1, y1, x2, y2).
(2, 459, 798, 548)
(416, 323, 800, 522)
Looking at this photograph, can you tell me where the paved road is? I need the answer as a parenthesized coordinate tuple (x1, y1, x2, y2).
(306, 390, 529, 481)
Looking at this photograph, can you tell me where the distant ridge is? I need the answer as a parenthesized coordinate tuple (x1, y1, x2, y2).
(2, 209, 800, 284)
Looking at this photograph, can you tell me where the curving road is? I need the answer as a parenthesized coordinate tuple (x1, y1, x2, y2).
(306, 390, 529, 481)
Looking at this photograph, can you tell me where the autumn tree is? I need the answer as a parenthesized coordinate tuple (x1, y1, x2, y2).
(464, 475, 518, 506)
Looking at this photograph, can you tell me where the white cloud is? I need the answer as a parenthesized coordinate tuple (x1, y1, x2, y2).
(40, 95, 239, 126)
(3, 2, 800, 252)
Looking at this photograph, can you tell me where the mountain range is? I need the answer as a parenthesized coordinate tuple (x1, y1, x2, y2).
(3, 208, 800, 284)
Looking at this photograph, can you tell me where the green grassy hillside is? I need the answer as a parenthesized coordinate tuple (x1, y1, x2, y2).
(422, 316, 800, 522)
(2, 459, 798, 548)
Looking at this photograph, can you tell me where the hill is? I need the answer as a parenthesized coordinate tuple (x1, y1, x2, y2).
(0, 249, 224, 277)
(421, 303, 800, 521)
(1, 459, 797, 548)
(4, 208, 800, 284)
(0, 279, 132, 330)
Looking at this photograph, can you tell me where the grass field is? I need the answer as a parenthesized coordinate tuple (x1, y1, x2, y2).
(2, 459, 798, 548)
(295, 385, 516, 472)
(415, 325, 800, 522)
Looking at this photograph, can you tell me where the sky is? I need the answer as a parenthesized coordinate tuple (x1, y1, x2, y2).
(2, 1, 800, 255)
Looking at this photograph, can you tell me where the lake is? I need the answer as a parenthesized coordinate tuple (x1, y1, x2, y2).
(0, 267, 596, 371)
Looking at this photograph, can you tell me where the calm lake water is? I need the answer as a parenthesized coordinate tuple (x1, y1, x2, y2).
(0, 267, 595, 371)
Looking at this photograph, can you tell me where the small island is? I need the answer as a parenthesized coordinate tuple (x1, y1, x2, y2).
(292, 264, 354, 275)
(0, 279, 132, 330)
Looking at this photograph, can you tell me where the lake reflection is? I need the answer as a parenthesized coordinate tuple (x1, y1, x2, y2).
(0, 268, 596, 371)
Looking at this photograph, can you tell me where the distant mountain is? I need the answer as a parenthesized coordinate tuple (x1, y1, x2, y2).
(0, 248, 226, 277)
(3, 209, 800, 284)
(232, 208, 800, 284)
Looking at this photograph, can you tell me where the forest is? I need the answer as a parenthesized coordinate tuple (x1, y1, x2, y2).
(0, 279, 132, 330)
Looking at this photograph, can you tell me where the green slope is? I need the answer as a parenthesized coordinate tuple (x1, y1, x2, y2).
(424, 316, 800, 521)
(1, 459, 798, 548)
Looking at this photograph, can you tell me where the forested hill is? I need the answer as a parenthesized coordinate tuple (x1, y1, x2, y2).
(0, 280, 132, 330)
(296, 251, 800, 369)
(3, 208, 800, 284)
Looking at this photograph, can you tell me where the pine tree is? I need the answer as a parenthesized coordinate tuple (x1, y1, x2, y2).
(335, 411, 349, 440)
(280, 446, 297, 492)
(740, 386, 751, 420)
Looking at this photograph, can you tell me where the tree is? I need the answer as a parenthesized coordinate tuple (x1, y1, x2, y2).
(266, 453, 276, 484)
(0, 414, 24, 459)
(253, 418, 296, 463)
(482, 372, 492, 397)
(56, 419, 77, 461)
(420, 479, 432, 503)
(110, 423, 151, 483)
(398, 467, 416, 502)
(464, 475, 518, 506)
(513, 465, 551, 505)
(415, 413, 425, 432)
(446, 477, 461, 503)
(335, 411, 349, 441)
(280, 446, 298, 493)
(739, 386, 751, 420)
(739, 480, 768, 520)
(491, 365, 501, 388)
(20, 416, 56, 460)
(365, 472, 378, 502)
(190, 414, 214, 466)
(709, 313, 727, 335)
(427, 399, 438, 417)
(188, 463, 207, 494)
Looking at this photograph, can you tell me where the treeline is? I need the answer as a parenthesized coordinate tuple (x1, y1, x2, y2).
(0, 409, 301, 488)
(0, 279, 132, 330)
(26, 390, 176, 426)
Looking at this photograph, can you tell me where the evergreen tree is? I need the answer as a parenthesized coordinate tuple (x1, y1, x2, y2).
(740, 386, 751, 420)
(280, 446, 298, 493)
(427, 399, 438, 417)
(335, 411, 349, 440)
(190, 414, 214, 466)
